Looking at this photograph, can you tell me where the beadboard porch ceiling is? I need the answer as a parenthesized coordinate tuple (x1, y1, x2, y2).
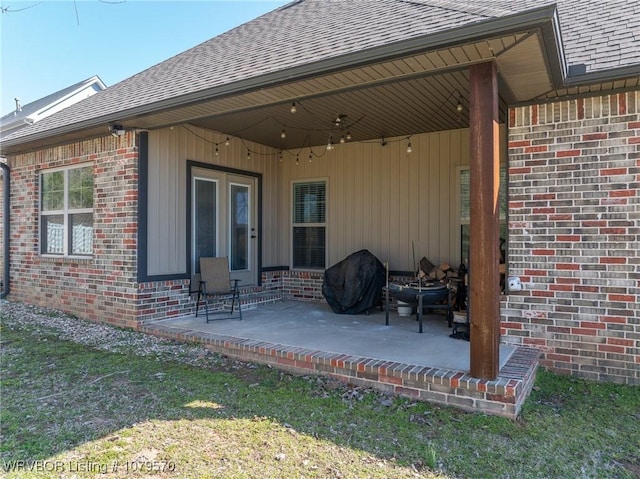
(131, 31, 551, 150)
(1, 16, 564, 155)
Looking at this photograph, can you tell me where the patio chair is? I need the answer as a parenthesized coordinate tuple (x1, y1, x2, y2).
(193, 257, 242, 322)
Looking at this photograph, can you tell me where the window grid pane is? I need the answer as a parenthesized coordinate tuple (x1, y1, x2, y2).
(293, 182, 326, 224)
(194, 179, 217, 273)
(70, 213, 93, 255)
(40, 165, 94, 256)
(230, 184, 249, 271)
(293, 227, 325, 269)
(460, 168, 506, 222)
(41, 215, 64, 255)
(68, 166, 94, 209)
(41, 171, 65, 211)
(292, 181, 326, 269)
(460, 168, 508, 264)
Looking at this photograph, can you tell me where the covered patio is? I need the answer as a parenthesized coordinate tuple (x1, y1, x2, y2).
(0, 3, 569, 414)
(140, 301, 539, 418)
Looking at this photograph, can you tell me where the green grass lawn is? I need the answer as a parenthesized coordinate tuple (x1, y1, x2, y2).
(1, 308, 639, 478)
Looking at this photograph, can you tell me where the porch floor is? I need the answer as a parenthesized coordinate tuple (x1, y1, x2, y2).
(141, 300, 539, 417)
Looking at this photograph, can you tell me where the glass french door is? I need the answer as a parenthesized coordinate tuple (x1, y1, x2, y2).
(192, 169, 257, 285)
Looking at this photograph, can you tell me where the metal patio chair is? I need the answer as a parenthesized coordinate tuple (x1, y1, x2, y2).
(192, 257, 242, 322)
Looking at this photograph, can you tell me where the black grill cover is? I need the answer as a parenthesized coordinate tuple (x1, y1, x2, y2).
(322, 249, 386, 314)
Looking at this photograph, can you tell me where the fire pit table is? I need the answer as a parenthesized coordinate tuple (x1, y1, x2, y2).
(384, 282, 452, 333)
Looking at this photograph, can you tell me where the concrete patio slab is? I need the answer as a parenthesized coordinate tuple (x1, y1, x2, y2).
(141, 300, 540, 417)
(154, 300, 514, 372)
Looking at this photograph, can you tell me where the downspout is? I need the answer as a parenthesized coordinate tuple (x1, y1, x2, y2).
(0, 161, 9, 299)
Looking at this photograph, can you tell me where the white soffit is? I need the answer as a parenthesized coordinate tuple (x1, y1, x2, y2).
(496, 33, 554, 102)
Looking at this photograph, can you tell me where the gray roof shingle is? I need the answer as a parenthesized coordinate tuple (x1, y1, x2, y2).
(2, 0, 638, 145)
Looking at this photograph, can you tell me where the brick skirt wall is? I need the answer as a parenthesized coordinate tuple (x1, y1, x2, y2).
(504, 91, 639, 385)
(137, 279, 193, 323)
(282, 270, 325, 301)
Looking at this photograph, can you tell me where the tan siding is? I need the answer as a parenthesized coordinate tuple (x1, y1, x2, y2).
(147, 126, 281, 276)
(148, 125, 505, 276)
(147, 129, 186, 275)
(278, 127, 501, 272)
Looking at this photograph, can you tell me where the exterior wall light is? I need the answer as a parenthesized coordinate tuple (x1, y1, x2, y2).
(111, 124, 126, 137)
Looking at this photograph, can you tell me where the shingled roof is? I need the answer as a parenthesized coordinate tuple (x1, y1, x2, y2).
(0, 76, 106, 138)
(1, 0, 638, 151)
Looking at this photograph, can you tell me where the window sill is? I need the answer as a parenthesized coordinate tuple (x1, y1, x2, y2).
(39, 255, 94, 263)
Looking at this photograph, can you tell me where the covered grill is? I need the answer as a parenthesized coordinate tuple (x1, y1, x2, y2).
(322, 249, 386, 315)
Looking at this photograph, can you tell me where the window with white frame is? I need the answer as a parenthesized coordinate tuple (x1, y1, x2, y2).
(292, 180, 326, 269)
(459, 167, 507, 264)
(40, 164, 94, 256)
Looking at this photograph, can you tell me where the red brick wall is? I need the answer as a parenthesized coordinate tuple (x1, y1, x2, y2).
(137, 280, 193, 323)
(282, 270, 325, 301)
(504, 91, 639, 385)
(6, 133, 140, 328)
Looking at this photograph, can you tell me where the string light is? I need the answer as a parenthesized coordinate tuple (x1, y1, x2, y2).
(180, 106, 418, 164)
(290, 102, 297, 114)
(327, 136, 334, 151)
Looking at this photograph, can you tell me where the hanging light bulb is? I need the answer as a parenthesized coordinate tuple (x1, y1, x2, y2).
(280, 129, 286, 139)
(279, 150, 283, 162)
(346, 131, 352, 141)
(406, 139, 413, 154)
(290, 102, 297, 114)
(296, 155, 299, 165)
(225, 136, 230, 146)
(308, 153, 313, 163)
(327, 136, 334, 151)
(339, 135, 345, 144)
(247, 150, 251, 160)
(215, 146, 219, 156)
(456, 94, 463, 112)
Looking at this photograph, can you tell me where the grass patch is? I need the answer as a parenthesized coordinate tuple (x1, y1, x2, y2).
(1, 311, 639, 478)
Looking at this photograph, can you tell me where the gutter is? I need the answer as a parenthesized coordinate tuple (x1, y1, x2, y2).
(0, 4, 563, 155)
(0, 161, 9, 299)
(564, 63, 640, 86)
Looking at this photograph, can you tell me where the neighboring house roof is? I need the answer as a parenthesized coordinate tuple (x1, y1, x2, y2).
(1, 0, 638, 154)
(0, 76, 106, 139)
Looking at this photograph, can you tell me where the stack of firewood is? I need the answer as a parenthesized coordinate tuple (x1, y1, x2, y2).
(418, 257, 452, 281)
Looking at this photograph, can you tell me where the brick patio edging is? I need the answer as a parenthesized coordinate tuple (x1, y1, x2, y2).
(139, 322, 540, 418)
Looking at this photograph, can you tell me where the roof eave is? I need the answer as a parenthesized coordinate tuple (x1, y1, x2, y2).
(1, 4, 566, 156)
(564, 63, 640, 86)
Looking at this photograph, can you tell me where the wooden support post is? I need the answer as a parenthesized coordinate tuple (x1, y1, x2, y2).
(469, 61, 500, 380)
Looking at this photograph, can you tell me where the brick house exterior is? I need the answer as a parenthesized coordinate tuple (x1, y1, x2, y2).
(6, 133, 140, 329)
(504, 92, 639, 384)
(1, 1, 638, 387)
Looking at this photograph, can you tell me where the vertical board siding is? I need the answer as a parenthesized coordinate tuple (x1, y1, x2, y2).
(147, 126, 280, 276)
(279, 128, 494, 271)
(148, 125, 505, 276)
